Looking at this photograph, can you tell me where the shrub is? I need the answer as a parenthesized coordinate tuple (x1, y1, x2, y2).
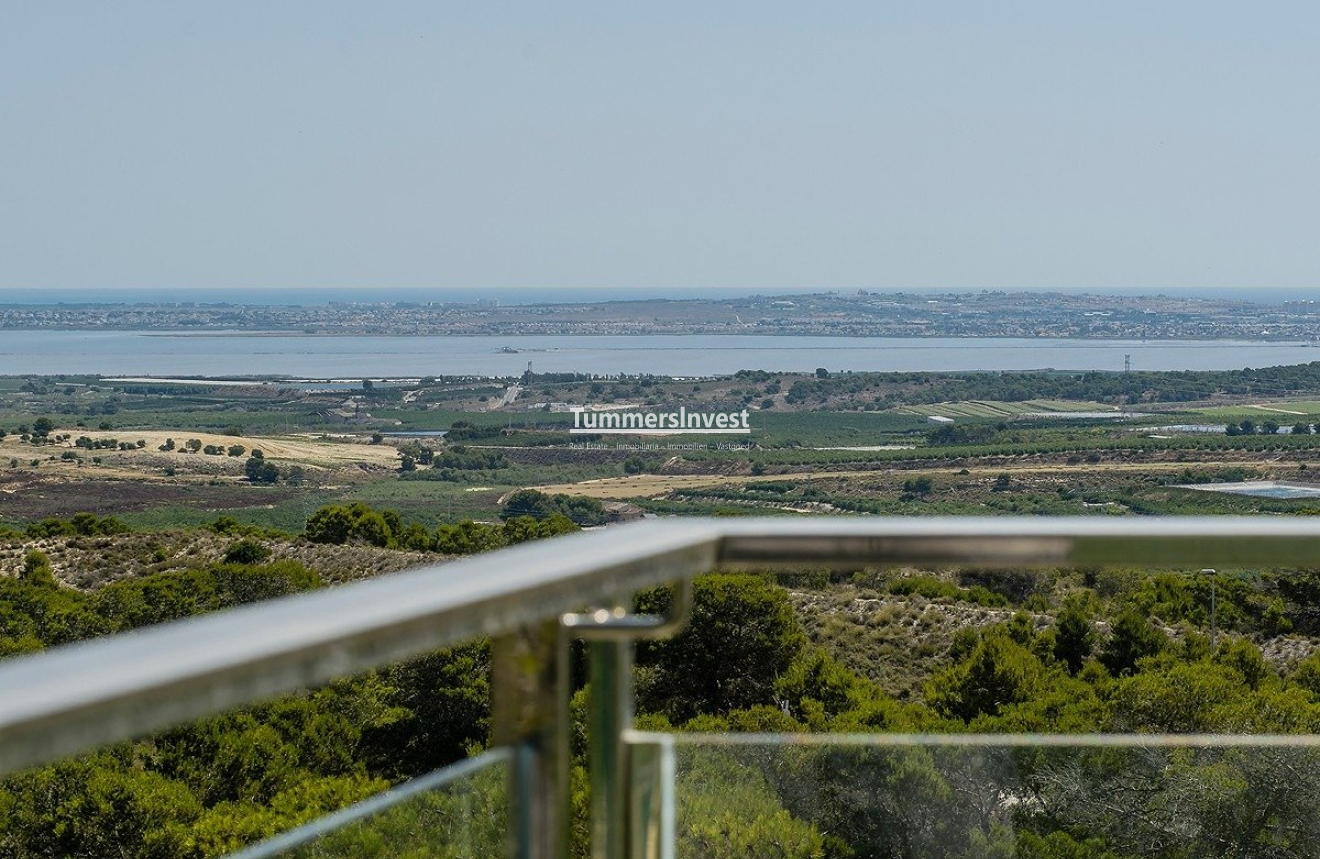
(223, 539, 273, 565)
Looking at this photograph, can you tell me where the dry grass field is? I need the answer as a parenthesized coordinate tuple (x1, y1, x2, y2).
(0, 428, 398, 474)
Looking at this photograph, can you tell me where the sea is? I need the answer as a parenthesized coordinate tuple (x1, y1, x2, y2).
(3, 331, 1319, 378)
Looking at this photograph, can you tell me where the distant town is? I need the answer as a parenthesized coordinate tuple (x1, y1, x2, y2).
(3, 290, 1320, 340)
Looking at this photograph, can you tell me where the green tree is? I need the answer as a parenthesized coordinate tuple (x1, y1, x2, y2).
(1, 757, 202, 859)
(360, 645, 492, 780)
(1053, 600, 1095, 675)
(1099, 608, 1168, 677)
(20, 550, 56, 588)
(927, 627, 1046, 722)
(304, 506, 354, 545)
(635, 575, 806, 722)
(244, 457, 280, 484)
(902, 476, 932, 496)
(304, 503, 395, 548)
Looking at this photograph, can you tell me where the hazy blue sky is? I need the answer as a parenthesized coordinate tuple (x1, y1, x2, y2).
(3, 3, 1319, 294)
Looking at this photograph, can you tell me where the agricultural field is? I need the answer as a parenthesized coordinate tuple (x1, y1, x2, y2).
(1194, 400, 1320, 420)
(7, 365, 1320, 531)
(896, 399, 1121, 418)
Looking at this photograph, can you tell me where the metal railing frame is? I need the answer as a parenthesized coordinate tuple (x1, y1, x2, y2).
(2, 516, 1320, 858)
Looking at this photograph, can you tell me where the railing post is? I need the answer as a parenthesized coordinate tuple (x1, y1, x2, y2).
(589, 638, 633, 859)
(627, 734, 675, 859)
(566, 583, 691, 859)
(492, 622, 570, 859)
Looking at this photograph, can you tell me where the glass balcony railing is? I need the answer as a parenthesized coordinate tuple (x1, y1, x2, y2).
(635, 731, 1320, 859)
(230, 750, 509, 859)
(3, 517, 1320, 859)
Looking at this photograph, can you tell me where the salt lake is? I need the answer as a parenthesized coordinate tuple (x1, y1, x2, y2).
(4, 331, 1320, 378)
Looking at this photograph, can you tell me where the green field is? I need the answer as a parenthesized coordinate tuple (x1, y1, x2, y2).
(1195, 401, 1320, 420)
(897, 399, 1120, 418)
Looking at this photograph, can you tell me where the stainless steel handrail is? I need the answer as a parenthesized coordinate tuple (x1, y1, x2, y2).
(0, 519, 722, 776)
(2, 516, 1319, 777)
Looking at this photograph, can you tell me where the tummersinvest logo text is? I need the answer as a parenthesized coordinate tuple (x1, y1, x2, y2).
(569, 407, 751, 435)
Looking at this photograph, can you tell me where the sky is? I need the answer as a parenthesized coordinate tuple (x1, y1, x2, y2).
(3, 3, 1320, 295)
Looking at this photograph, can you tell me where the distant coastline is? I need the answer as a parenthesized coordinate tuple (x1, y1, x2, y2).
(3, 289, 1318, 341)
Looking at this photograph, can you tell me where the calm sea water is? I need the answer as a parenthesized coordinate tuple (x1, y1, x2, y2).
(3, 331, 1319, 377)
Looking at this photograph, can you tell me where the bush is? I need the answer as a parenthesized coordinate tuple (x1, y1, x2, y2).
(223, 539, 273, 565)
(305, 504, 390, 547)
(245, 457, 280, 484)
(499, 489, 606, 526)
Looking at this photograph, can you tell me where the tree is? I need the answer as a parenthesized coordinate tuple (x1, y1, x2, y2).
(32, 417, 54, 438)
(361, 379, 374, 391)
(304, 503, 394, 548)
(1053, 600, 1095, 675)
(1238, 419, 1256, 435)
(635, 575, 806, 722)
(814, 368, 830, 379)
(21, 550, 57, 587)
(927, 627, 1046, 722)
(902, 476, 932, 496)
(1262, 419, 1281, 435)
(244, 457, 280, 484)
(1099, 608, 1168, 677)
(499, 489, 606, 525)
(304, 506, 354, 545)
(360, 645, 492, 780)
(185, 439, 203, 453)
(1294, 422, 1313, 435)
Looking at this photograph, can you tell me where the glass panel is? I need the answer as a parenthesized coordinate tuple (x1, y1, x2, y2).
(655, 734, 1320, 859)
(226, 749, 508, 859)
